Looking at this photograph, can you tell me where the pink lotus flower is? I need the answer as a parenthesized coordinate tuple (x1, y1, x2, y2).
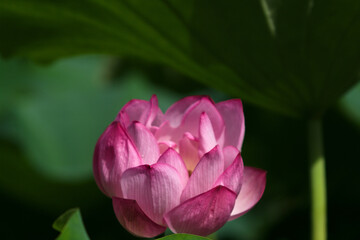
(93, 95, 266, 238)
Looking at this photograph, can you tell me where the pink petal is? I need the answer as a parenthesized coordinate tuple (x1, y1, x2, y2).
(127, 122, 160, 165)
(149, 126, 159, 135)
(146, 95, 164, 127)
(179, 132, 200, 172)
(214, 154, 244, 195)
(116, 95, 164, 129)
(158, 140, 177, 154)
(121, 163, 183, 225)
(156, 97, 224, 144)
(223, 146, 240, 169)
(216, 99, 245, 150)
(229, 166, 267, 221)
(112, 197, 166, 238)
(93, 121, 141, 198)
(181, 97, 224, 140)
(157, 148, 189, 188)
(116, 99, 150, 127)
(164, 186, 237, 236)
(164, 96, 203, 128)
(199, 112, 217, 156)
(180, 146, 224, 202)
(154, 121, 174, 142)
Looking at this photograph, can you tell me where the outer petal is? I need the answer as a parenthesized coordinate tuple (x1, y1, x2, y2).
(223, 146, 240, 169)
(116, 95, 164, 128)
(214, 154, 244, 195)
(112, 197, 166, 238)
(199, 112, 217, 156)
(229, 166, 267, 221)
(116, 99, 150, 127)
(179, 132, 200, 172)
(93, 121, 141, 198)
(180, 146, 224, 202)
(164, 186, 237, 236)
(157, 148, 189, 188)
(121, 163, 183, 225)
(127, 122, 160, 165)
(216, 99, 245, 150)
(146, 95, 164, 127)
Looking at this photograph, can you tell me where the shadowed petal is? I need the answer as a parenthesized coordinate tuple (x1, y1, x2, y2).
(149, 126, 159, 135)
(93, 121, 141, 198)
(181, 146, 224, 202)
(164, 186, 237, 236)
(179, 132, 200, 172)
(229, 167, 267, 221)
(121, 163, 183, 225)
(158, 140, 177, 154)
(216, 99, 245, 149)
(112, 198, 166, 238)
(127, 122, 160, 165)
(214, 154, 244, 195)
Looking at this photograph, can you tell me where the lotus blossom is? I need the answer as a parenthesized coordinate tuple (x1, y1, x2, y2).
(93, 95, 266, 238)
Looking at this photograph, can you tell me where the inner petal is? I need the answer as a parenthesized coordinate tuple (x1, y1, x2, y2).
(179, 132, 200, 173)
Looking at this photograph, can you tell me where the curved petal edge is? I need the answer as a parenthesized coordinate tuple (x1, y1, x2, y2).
(112, 197, 166, 238)
(229, 166, 267, 221)
(216, 99, 245, 150)
(93, 121, 141, 198)
(164, 186, 237, 236)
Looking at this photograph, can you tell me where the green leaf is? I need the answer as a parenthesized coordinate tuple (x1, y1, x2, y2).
(0, 56, 108, 210)
(339, 81, 360, 129)
(0, 55, 106, 116)
(0, 56, 182, 182)
(53, 208, 90, 240)
(158, 233, 211, 240)
(12, 73, 182, 182)
(0, 55, 184, 211)
(0, 0, 359, 117)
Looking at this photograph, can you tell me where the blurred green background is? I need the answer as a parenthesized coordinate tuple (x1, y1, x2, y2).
(1, 55, 359, 239)
(1, 0, 360, 239)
